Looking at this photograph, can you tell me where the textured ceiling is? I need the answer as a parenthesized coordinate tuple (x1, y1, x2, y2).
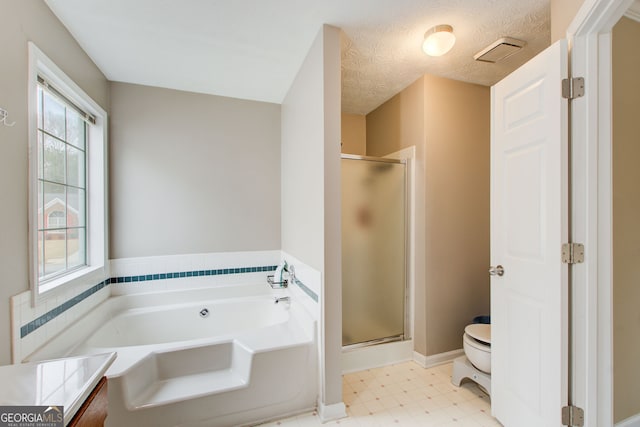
(45, 0, 550, 115)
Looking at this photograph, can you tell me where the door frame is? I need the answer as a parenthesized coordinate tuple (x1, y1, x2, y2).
(568, 0, 635, 425)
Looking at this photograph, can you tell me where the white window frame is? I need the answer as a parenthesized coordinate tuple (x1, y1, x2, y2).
(28, 42, 108, 304)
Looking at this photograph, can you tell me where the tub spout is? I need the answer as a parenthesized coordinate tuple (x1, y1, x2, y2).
(274, 296, 290, 304)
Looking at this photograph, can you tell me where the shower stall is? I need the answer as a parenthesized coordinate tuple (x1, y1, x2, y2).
(341, 154, 408, 348)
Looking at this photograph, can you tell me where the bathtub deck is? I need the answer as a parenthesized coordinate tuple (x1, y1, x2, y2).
(129, 369, 247, 409)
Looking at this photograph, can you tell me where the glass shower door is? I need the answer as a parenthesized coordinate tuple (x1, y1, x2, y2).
(341, 156, 406, 347)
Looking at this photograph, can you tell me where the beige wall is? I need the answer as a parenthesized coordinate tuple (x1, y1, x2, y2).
(341, 113, 366, 155)
(323, 25, 343, 409)
(0, 0, 109, 365)
(365, 75, 490, 357)
(612, 16, 640, 423)
(281, 25, 343, 407)
(109, 82, 281, 258)
(422, 75, 490, 355)
(551, 0, 586, 42)
(367, 78, 425, 158)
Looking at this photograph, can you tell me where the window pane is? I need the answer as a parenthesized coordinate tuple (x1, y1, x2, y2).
(67, 228, 85, 270)
(34, 75, 97, 288)
(67, 145, 85, 189)
(47, 211, 65, 229)
(44, 230, 66, 276)
(43, 135, 66, 184)
(43, 182, 66, 229)
(66, 110, 85, 150)
(43, 91, 65, 140)
(67, 187, 85, 227)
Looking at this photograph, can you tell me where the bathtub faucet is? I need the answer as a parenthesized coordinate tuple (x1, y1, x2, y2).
(274, 296, 290, 304)
(285, 265, 295, 283)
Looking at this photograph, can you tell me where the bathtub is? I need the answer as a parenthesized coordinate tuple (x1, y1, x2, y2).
(82, 296, 289, 348)
(26, 282, 318, 427)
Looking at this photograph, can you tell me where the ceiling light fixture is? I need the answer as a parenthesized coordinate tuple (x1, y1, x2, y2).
(422, 25, 456, 57)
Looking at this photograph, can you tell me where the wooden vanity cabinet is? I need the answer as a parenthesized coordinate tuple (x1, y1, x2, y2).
(68, 377, 108, 427)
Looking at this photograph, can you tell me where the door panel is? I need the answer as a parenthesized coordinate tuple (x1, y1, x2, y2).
(491, 40, 569, 427)
(505, 144, 545, 261)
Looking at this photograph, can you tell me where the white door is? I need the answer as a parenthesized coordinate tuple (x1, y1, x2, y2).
(491, 40, 569, 427)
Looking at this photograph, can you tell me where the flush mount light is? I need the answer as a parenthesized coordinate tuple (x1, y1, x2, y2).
(422, 25, 456, 57)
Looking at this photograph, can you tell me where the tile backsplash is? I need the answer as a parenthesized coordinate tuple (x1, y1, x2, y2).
(11, 278, 110, 364)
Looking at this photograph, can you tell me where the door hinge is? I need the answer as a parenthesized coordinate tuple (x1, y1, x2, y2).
(562, 405, 585, 426)
(562, 77, 585, 99)
(562, 243, 584, 264)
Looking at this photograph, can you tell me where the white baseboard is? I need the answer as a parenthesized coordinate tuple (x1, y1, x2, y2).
(413, 349, 464, 368)
(318, 401, 347, 422)
(341, 340, 413, 374)
(616, 413, 640, 427)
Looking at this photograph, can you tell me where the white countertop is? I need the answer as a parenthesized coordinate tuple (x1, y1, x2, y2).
(0, 352, 116, 425)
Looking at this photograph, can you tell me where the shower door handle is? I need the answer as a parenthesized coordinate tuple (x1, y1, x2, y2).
(489, 265, 505, 277)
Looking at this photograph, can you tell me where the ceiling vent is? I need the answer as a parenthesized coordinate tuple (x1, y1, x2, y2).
(474, 37, 526, 63)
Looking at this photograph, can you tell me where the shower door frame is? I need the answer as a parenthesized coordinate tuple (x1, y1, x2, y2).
(340, 153, 412, 349)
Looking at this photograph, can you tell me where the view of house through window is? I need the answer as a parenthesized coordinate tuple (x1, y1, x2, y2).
(36, 83, 87, 281)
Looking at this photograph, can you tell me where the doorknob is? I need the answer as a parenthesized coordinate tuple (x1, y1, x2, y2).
(489, 265, 505, 276)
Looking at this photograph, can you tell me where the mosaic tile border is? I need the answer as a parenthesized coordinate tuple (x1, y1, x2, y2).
(19, 264, 319, 339)
(19, 279, 111, 339)
(294, 278, 319, 303)
(110, 265, 276, 284)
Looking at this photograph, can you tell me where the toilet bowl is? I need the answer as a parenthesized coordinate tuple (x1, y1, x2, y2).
(452, 322, 492, 395)
(462, 323, 491, 374)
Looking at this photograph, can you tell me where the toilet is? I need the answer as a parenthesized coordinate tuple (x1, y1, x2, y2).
(451, 322, 492, 394)
(463, 323, 491, 373)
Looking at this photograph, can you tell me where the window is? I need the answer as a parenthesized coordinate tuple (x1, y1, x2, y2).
(37, 83, 88, 280)
(29, 43, 107, 298)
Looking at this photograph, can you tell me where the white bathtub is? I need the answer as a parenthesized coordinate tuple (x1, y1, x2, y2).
(26, 282, 318, 427)
(83, 296, 289, 348)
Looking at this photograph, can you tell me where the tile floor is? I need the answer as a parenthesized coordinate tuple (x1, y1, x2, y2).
(256, 361, 501, 426)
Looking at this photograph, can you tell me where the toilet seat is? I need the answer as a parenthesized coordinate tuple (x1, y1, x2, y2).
(464, 324, 491, 345)
(463, 331, 491, 352)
